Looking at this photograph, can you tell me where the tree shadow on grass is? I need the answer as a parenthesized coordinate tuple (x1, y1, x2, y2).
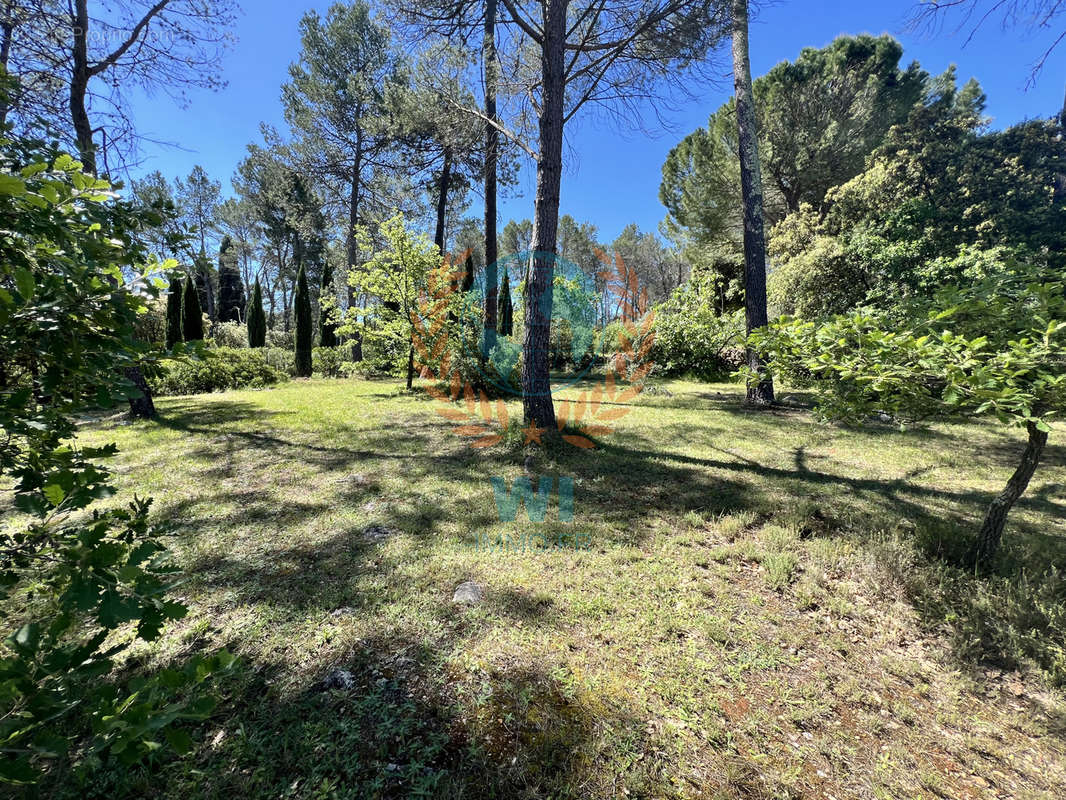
(41, 625, 663, 800)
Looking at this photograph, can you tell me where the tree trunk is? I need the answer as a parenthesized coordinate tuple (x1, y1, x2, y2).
(434, 147, 453, 255)
(70, 0, 96, 175)
(70, 0, 156, 418)
(972, 421, 1048, 564)
(346, 130, 363, 314)
(732, 0, 774, 406)
(124, 366, 156, 419)
(0, 2, 14, 125)
(522, 0, 566, 430)
(482, 0, 499, 355)
(406, 341, 415, 390)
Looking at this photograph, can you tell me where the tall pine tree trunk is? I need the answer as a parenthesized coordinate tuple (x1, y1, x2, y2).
(434, 147, 453, 255)
(731, 0, 774, 406)
(346, 130, 365, 358)
(482, 0, 499, 355)
(972, 421, 1048, 564)
(522, 0, 566, 430)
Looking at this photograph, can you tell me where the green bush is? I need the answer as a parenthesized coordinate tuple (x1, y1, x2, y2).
(150, 348, 288, 396)
(211, 320, 249, 349)
(266, 328, 293, 349)
(312, 346, 345, 378)
(262, 346, 296, 377)
(651, 275, 745, 380)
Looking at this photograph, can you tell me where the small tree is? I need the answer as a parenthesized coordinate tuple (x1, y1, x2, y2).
(182, 276, 204, 342)
(319, 259, 338, 348)
(294, 262, 313, 377)
(747, 265, 1066, 564)
(341, 213, 439, 389)
(165, 276, 184, 348)
(247, 278, 266, 348)
(497, 266, 513, 337)
(217, 236, 245, 323)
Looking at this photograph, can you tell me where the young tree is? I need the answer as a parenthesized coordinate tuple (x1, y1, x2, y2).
(342, 213, 439, 389)
(731, 0, 774, 405)
(294, 263, 313, 377)
(498, 265, 514, 336)
(182, 275, 203, 342)
(165, 275, 183, 348)
(247, 278, 266, 348)
(748, 267, 1066, 565)
(217, 236, 245, 323)
(320, 259, 339, 348)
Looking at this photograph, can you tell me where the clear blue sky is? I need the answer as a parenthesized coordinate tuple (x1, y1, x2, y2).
(124, 0, 1066, 244)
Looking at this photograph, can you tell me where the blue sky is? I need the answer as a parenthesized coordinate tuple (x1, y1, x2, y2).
(124, 0, 1066, 244)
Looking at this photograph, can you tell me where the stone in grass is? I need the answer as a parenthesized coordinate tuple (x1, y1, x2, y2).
(363, 524, 396, 543)
(316, 668, 355, 692)
(452, 581, 484, 605)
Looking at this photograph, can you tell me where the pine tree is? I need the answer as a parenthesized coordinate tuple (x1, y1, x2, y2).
(217, 236, 246, 323)
(294, 262, 312, 377)
(497, 267, 513, 336)
(193, 254, 216, 323)
(319, 259, 338, 347)
(247, 278, 266, 347)
(182, 276, 204, 341)
(165, 276, 183, 348)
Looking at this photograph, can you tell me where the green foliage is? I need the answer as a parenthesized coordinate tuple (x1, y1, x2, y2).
(497, 267, 514, 336)
(661, 34, 926, 246)
(749, 267, 1066, 428)
(246, 279, 266, 348)
(319, 259, 338, 348)
(294, 263, 312, 377)
(181, 276, 204, 341)
(768, 76, 1064, 318)
(150, 348, 288, 396)
(211, 320, 249, 349)
(0, 139, 229, 783)
(165, 278, 183, 349)
(312, 346, 345, 378)
(261, 347, 296, 377)
(651, 273, 746, 380)
(341, 213, 441, 380)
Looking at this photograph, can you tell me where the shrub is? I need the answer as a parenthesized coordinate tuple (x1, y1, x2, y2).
(262, 346, 296, 377)
(652, 274, 745, 380)
(0, 139, 229, 783)
(266, 328, 293, 349)
(150, 348, 288, 396)
(211, 320, 249, 349)
(312, 346, 345, 378)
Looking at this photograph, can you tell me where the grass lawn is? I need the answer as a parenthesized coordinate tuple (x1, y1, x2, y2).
(37, 377, 1066, 799)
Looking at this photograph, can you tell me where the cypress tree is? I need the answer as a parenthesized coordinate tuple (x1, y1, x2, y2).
(193, 254, 216, 323)
(294, 262, 312, 377)
(461, 253, 475, 294)
(182, 275, 204, 341)
(497, 267, 513, 336)
(247, 278, 266, 347)
(165, 276, 183, 348)
(217, 236, 246, 323)
(319, 259, 338, 348)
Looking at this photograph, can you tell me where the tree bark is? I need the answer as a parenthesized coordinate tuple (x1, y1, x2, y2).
(406, 341, 415, 390)
(0, 2, 14, 125)
(482, 0, 499, 355)
(731, 0, 774, 406)
(124, 366, 156, 419)
(70, 0, 96, 175)
(522, 0, 566, 430)
(346, 130, 363, 314)
(972, 421, 1048, 565)
(434, 146, 453, 254)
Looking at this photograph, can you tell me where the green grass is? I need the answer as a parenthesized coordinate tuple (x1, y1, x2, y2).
(30, 377, 1066, 798)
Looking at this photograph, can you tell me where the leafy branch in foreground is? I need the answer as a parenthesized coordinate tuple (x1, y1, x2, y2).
(744, 262, 1066, 564)
(0, 135, 232, 784)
